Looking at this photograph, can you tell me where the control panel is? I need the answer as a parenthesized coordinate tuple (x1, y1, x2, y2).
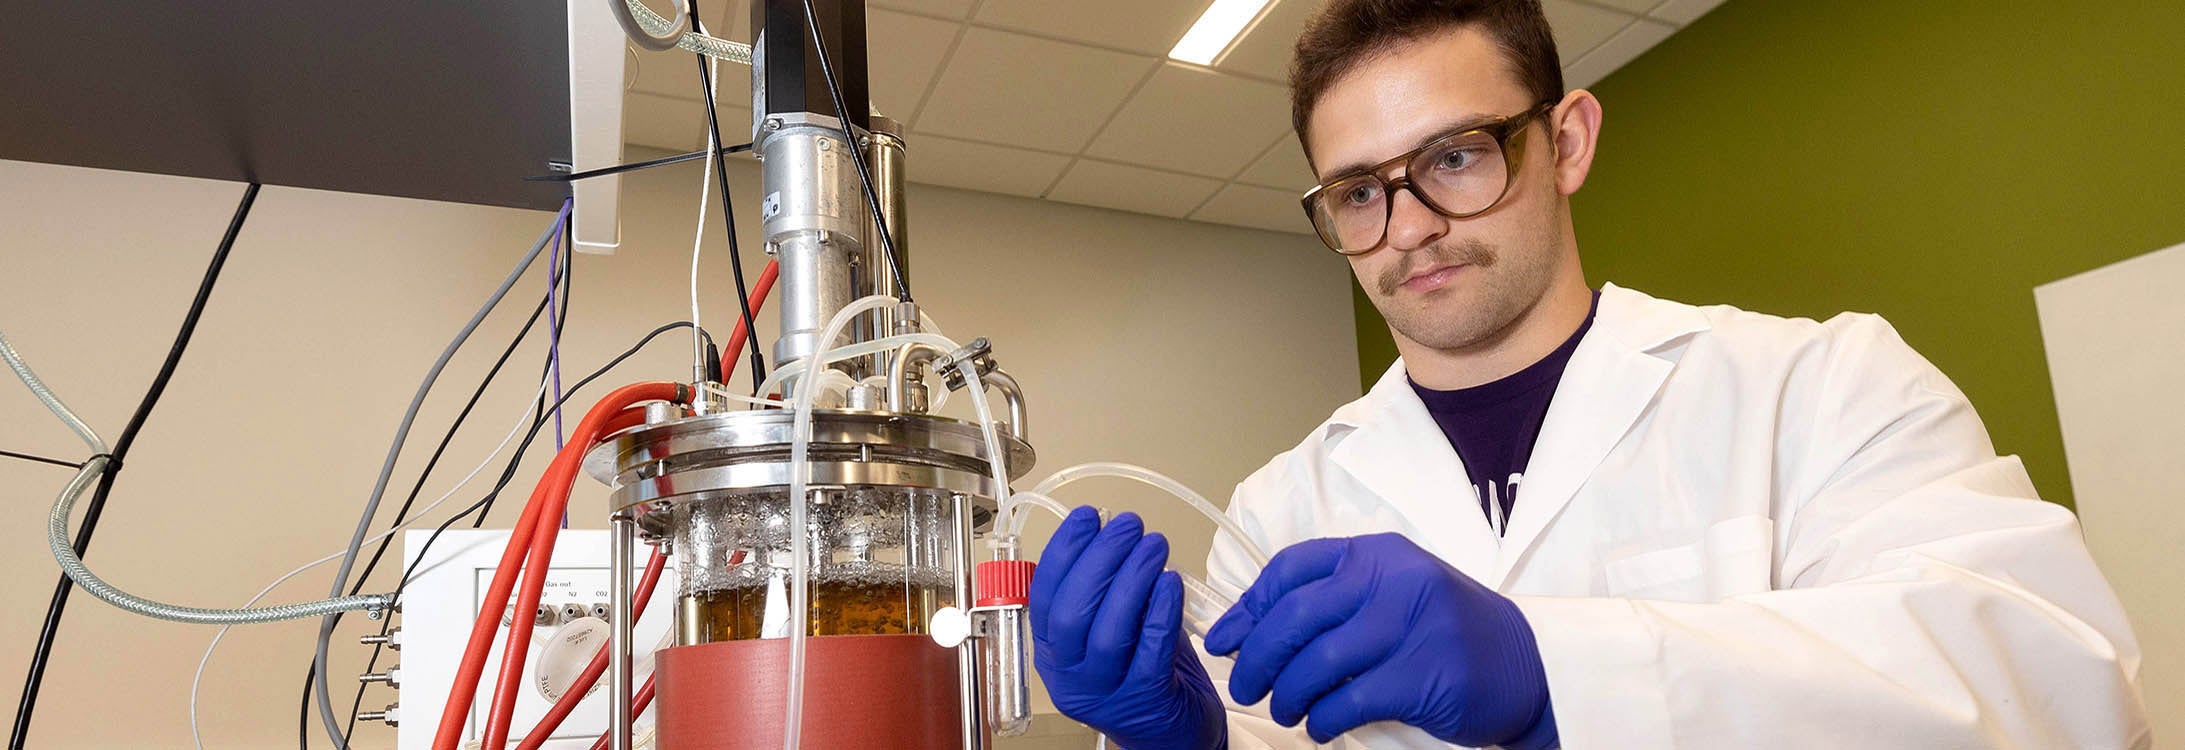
(382, 529, 679, 750)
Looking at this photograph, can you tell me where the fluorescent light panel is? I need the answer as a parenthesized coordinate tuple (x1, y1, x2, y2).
(1168, 0, 1275, 65)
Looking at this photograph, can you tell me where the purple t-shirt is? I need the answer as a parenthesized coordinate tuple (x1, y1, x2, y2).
(1408, 291, 1598, 536)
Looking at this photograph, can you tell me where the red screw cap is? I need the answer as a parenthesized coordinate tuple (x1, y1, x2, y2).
(976, 560, 1037, 607)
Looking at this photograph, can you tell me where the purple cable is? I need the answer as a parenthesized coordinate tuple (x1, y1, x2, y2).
(548, 199, 570, 527)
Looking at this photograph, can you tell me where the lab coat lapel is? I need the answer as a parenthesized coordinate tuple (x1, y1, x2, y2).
(1330, 364, 1501, 580)
(1490, 284, 1707, 588)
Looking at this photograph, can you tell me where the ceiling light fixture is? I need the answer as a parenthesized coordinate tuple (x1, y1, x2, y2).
(1168, 0, 1276, 66)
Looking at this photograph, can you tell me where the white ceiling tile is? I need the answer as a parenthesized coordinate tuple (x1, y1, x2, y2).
(1191, 183, 1314, 234)
(1216, 0, 1316, 82)
(1046, 160, 1223, 218)
(1582, 0, 1658, 13)
(1563, 17, 1676, 89)
(973, 0, 1209, 57)
(630, 3, 955, 121)
(627, 60, 751, 122)
(1235, 133, 1313, 189)
(711, 102, 762, 151)
(626, 50, 691, 102)
(1542, 0, 1634, 64)
(699, 0, 753, 40)
(1647, 0, 1728, 25)
(867, 9, 961, 119)
(624, 91, 708, 152)
(1085, 64, 1292, 179)
(902, 135, 1072, 197)
(914, 28, 1157, 152)
(871, 0, 977, 20)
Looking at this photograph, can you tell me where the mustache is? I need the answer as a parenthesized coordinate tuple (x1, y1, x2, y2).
(1376, 239, 1497, 295)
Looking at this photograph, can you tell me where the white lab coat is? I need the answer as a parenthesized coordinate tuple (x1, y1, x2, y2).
(1202, 283, 2148, 749)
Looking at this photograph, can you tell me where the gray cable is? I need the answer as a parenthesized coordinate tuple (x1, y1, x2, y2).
(0, 331, 393, 622)
(48, 457, 395, 622)
(617, 0, 754, 64)
(0, 330, 109, 455)
(311, 213, 564, 747)
(609, 0, 687, 51)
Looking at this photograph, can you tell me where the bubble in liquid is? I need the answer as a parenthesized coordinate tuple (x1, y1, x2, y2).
(671, 488, 963, 643)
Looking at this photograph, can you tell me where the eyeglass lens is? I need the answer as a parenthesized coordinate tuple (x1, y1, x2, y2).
(1310, 128, 1514, 254)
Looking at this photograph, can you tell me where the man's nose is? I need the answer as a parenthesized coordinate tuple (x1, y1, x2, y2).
(1383, 186, 1447, 252)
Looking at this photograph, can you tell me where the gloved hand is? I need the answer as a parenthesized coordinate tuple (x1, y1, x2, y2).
(1203, 533, 1557, 748)
(1030, 506, 1226, 750)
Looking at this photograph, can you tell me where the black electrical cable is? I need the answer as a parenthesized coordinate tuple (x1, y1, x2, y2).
(338, 211, 574, 744)
(469, 320, 700, 527)
(335, 293, 557, 743)
(347, 291, 552, 609)
(299, 667, 313, 750)
(288, 286, 550, 750)
(533, 217, 576, 456)
(795, 0, 911, 303)
(313, 321, 702, 745)
(312, 206, 566, 750)
(349, 223, 572, 742)
(689, 0, 768, 388)
(524, 142, 753, 183)
(0, 449, 81, 470)
(11, 182, 260, 750)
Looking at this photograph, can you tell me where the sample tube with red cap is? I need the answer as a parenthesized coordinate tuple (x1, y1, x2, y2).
(977, 558, 1037, 736)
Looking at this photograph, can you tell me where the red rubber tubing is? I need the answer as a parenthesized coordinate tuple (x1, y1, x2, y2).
(511, 549, 669, 750)
(431, 382, 685, 750)
(500, 261, 782, 747)
(482, 383, 682, 749)
(718, 259, 780, 381)
(516, 275, 783, 744)
(585, 550, 738, 749)
(598, 407, 648, 437)
(425, 451, 558, 748)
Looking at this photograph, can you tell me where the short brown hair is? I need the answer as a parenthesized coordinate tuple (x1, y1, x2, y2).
(1290, 0, 1564, 146)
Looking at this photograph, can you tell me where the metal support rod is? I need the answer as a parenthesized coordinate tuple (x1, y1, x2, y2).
(610, 514, 636, 750)
(952, 492, 986, 750)
(861, 119, 909, 377)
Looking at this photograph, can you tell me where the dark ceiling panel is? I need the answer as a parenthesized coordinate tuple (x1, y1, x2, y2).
(0, 1, 572, 210)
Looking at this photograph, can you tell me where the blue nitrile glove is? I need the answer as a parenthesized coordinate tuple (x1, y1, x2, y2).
(1202, 533, 1556, 749)
(1030, 506, 1226, 750)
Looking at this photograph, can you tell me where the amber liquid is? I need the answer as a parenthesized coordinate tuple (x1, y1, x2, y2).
(680, 577, 950, 643)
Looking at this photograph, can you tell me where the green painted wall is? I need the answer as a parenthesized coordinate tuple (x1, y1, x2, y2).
(1352, 1, 2185, 507)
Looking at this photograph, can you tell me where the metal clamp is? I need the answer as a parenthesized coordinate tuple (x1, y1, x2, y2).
(937, 338, 998, 391)
(926, 603, 1026, 648)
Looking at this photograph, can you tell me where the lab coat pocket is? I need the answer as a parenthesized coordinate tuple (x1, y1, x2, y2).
(1603, 515, 1776, 601)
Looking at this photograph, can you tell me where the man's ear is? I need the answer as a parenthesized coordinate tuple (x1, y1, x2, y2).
(1549, 90, 1604, 196)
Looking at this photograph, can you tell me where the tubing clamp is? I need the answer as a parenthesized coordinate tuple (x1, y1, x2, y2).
(938, 338, 998, 391)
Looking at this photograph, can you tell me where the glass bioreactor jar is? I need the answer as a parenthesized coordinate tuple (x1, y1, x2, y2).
(586, 406, 1033, 749)
(670, 486, 958, 644)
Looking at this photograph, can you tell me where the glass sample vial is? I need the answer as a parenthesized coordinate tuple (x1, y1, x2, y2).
(977, 559, 1037, 737)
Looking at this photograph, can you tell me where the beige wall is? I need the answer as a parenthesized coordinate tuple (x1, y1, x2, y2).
(0, 155, 1356, 748)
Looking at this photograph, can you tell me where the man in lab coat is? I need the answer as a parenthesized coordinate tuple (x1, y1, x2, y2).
(1025, 0, 2149, 748)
